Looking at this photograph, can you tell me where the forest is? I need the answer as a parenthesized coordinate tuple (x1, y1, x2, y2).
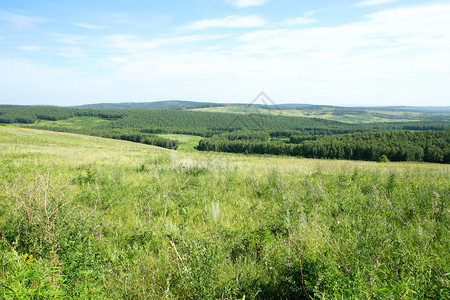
(0, 106, 449, 163)
(197, 130, 450, 163)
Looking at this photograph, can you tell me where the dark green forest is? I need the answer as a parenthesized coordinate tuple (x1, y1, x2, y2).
(1, 106, 448, 163)
(197, 130, 450, 163)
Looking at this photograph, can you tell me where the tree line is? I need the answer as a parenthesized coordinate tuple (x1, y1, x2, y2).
(197, 130, 450, 163)
(2, 106, 448, 135)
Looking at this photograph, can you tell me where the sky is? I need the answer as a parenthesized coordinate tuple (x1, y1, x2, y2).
(0, 0, 449, 106)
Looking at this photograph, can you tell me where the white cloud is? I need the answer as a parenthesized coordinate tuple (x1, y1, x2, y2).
(99, 3, 450, 105)
(188, 15, 266, 30)
(18, 45, 42, 51)
(282, 9, 323, 27)
(226, 0, 269, 9)
(72, 22, 105, 30)
(0, 58, 83, 105)
(0, 10, 48, 30)
(1, 3, 449, 106)
(283, 17, 317, 26)
(356, 0, 397, 7)
(102, 34, 225, 53)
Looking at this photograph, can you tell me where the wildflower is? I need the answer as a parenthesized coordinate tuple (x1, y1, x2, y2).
(152, 278, 156, 283)
(20, 253, 34, 263)
(125, 276, 129, 282)
(94, 233, 98, 238)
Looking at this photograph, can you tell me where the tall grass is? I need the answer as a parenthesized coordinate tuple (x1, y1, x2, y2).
(0, 127, 448, 299)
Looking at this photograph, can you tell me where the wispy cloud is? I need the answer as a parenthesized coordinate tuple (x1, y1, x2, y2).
(355, 0, 397, 7)
(102, 34, 226, 53)
(283, 16, 317, 26)
(18, 45, 42, 51)
(226, 0, 270, 9)
(97, 3, 450, 105)
(281, 8, 329, 27)
(188, 15, 266, 30)
(0, 10, 48, 30)
(72, 22, 105, 30)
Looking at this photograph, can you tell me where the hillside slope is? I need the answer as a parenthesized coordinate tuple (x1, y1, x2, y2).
(1, 126, 448, 298)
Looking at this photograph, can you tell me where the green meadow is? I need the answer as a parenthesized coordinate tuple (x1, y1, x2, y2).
(0, 127, 448, 299)
(157, 134, 203, 152)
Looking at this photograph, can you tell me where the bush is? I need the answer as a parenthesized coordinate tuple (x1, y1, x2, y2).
(378, 155, 389, 162)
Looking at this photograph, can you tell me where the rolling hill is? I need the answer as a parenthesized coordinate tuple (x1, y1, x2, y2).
(70, 101, 450, 123)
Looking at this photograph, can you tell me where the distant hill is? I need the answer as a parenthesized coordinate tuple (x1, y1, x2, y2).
(73, 100, 223, 110)
(2, 101, 447, 123)
(362, 106, 450, 114)
(71, 101, 449, 114)
(62, 101, 450, 123)
(72, 101, 320, 110)
(191, 104, 450, 123)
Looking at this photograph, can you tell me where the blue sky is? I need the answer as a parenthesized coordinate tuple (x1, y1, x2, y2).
(1, 0, 449, 106)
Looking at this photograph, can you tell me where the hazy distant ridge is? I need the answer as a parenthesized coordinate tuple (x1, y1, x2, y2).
(72, 100, 450, 114)
(72, 100, 222, 110)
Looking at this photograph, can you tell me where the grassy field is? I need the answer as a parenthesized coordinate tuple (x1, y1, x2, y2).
(0, 127, 448, 299)
(157, 134, 203, 152)
(192, 106, 449, 123)
(31, 116, 113, 129)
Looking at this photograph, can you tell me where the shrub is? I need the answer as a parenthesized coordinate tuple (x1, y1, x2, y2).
(378, 155, 389, 162)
